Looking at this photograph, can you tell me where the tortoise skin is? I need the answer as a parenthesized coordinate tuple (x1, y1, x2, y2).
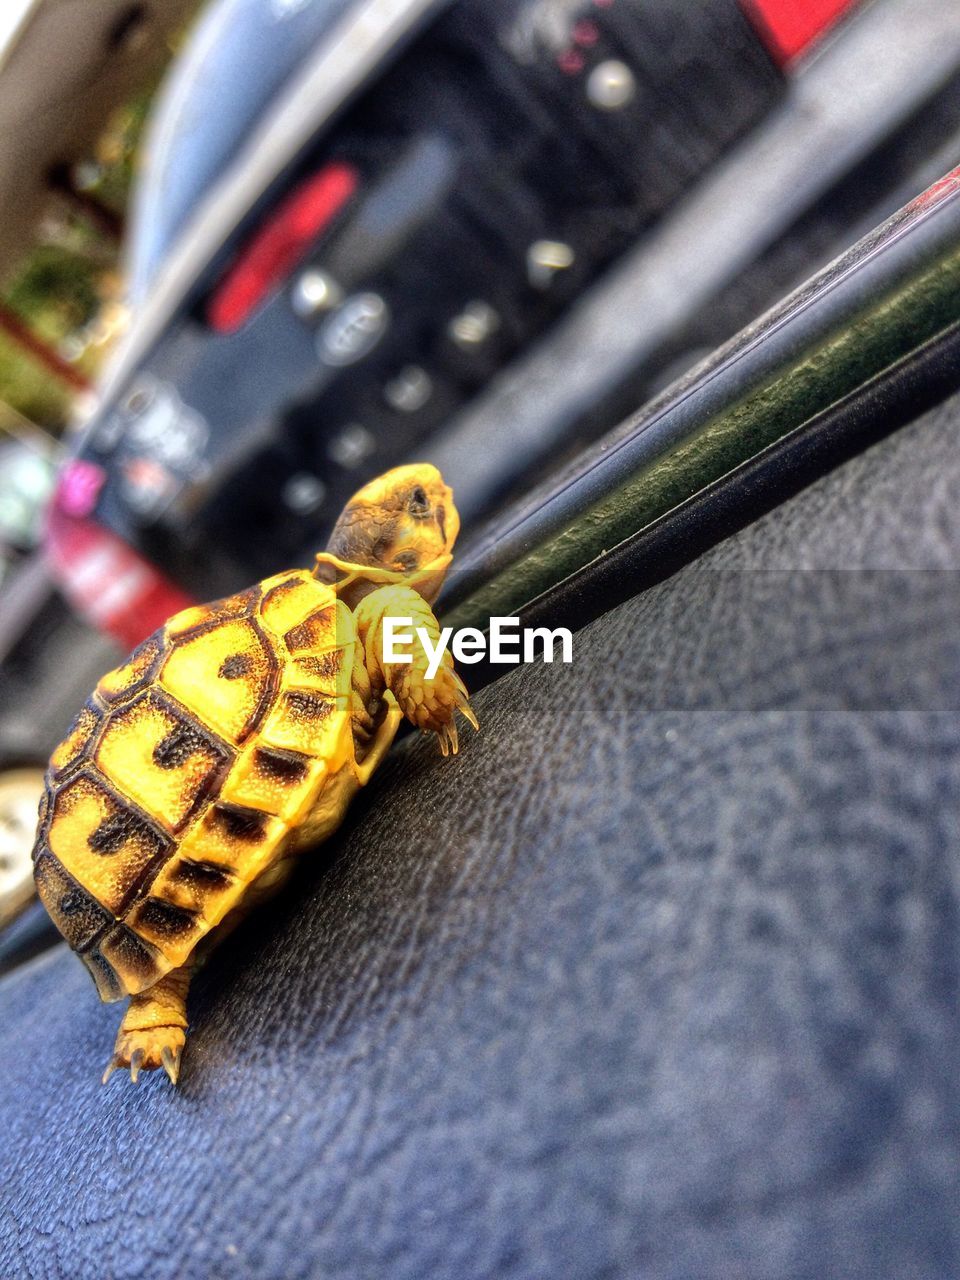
(33, 569, 360, 1002)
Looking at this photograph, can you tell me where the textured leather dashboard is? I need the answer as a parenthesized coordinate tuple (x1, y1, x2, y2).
(3, 393, 960, 1278)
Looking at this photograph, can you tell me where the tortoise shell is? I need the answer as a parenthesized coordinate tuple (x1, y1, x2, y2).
(33, 569, 357, 1002)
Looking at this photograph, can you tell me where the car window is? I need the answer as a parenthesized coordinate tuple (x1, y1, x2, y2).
(127, 0, 354, 300)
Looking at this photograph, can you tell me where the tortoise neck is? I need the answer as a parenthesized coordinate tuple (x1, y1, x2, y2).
(312, 552, 405, 588)
(312, 551, 451, 604)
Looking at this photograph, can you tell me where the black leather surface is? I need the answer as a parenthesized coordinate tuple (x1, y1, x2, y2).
(3, 394, 960, 1278)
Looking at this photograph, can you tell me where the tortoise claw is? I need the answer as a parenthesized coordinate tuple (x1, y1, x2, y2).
(451, 670, 469, 699)
(161, 1045, 182, 1086)
(455, 692, 479, 733)
(432, 683, 477, 756)
(102, 1023, 187, 1085)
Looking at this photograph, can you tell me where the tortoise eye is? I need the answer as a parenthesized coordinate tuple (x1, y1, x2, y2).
(409, 486, 429, 513)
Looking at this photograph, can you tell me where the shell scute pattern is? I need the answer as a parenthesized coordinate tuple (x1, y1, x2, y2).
(258, 572, 324, 636)
(97, 924, 164, 996)
(34, 850, 114, 952)
(283, 603, 339, 655)
(93, 690, 229, 832)
(164, 584, 260, 639)
(218, 742, 324, 821)
(41, 769, 170, 915)
(159, 616, 275, 745)
(35, 572, 358, 998)
(48, 701, 101, 777)
(255, 575, 355, 767)
(95, 633, 165, 705)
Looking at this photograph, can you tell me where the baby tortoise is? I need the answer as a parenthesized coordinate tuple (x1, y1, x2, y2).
(32, 465, 476, 1084)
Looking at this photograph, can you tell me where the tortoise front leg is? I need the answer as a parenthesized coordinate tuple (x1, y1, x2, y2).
(102, 963, 193, 1085)
(354, 585, 478, 755)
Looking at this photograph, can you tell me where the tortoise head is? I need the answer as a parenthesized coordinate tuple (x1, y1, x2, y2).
(319, 464, 459, 603)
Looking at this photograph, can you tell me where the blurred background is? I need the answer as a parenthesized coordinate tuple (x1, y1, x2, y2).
(3, 0, 960, 936)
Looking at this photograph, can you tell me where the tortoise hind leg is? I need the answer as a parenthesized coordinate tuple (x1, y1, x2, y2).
(102, 963, 193, 1085)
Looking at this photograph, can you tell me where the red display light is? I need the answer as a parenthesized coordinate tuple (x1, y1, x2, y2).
(207, 162, 358, 334)
(740, 0, 861, 66)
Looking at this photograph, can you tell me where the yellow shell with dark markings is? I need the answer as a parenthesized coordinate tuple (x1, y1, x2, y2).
(33, 569, 357, 1002)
